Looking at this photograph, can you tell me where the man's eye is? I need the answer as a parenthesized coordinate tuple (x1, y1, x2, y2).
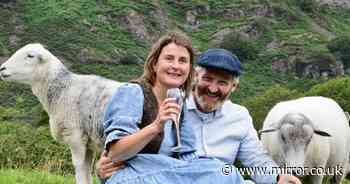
(219, 81, 228, 86)
(27, 54, 34, 58)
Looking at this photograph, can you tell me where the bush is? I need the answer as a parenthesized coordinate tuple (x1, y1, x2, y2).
(306, 77, 350, 112)
(242, 86, 302, 130)
(0, 41, 9, 55)
(308, 51, 337, 76)
(295, 0, 318, 13)
(327, 36, 350, 68)
(0, 122, 73, 175)
(271, 3, 300, 25)
(219, 32, 260, 62)
(0, 107, 23, 122)
(119, 53, 143, 65)
(250, 17, 274, 45)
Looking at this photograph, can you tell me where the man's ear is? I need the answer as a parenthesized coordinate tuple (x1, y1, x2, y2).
(231, 83, 239, 92)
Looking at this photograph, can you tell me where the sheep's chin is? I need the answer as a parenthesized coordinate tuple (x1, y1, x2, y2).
(1, 74, 10, 79)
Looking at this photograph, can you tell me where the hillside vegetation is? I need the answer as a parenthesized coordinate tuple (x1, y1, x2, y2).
(0, 0, 350, 178)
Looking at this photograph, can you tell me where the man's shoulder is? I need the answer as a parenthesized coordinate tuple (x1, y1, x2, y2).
(222, 101, 250, 115)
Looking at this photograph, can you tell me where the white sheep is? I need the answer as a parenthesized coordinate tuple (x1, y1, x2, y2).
(259, 96, 350, 184)
(0, 43, 123, 184)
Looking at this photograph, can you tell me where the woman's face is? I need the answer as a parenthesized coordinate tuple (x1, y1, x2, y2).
(153, 42, 191, 89)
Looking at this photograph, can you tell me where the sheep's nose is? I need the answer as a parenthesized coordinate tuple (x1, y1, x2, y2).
(0, 67, 5, 72)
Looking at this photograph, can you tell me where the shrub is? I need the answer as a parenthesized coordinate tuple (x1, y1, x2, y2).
(308, 51, 337, 76)
(327, 36, 350, 68)
(219, 32, 260, 62)
(0, 41, 9, 55)
(306, 77, 350, 112)
(118, 53, 142, 65)
(295, 0, 318, 13)
(250, 17, 274, 45)
(0, 122, 73, 175)
(271, 3, 300, 25)
(0, 106, 23, 122)
(242, 86, 302, 130)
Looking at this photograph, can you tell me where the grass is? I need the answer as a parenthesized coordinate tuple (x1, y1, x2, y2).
(0, 169, 100, 184)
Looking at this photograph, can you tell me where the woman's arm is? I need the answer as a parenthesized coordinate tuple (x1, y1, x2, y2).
(104, 83, 180, 162)
(108, 120, 162, 162)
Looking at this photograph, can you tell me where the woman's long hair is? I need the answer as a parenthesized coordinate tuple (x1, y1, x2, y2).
(139, 31, 195, 97)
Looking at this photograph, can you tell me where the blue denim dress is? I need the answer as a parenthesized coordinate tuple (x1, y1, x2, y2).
(103, 83, 245, 184)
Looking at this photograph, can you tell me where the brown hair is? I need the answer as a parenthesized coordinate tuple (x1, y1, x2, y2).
(139, 31, 195, 97)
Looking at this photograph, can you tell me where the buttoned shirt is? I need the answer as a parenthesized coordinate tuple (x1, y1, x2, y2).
(186, 94, 279, 184)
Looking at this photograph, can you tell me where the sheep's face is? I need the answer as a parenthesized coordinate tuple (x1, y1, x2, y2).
(279, 114, 313, 169)
(0, 44, 48, 84)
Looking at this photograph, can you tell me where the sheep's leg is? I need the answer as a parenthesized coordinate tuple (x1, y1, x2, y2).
(85, 148, 95, 183)
(332, 173, 344, 184)
(69, 139, 92, 184)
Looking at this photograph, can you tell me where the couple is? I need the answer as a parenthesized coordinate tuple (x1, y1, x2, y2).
(98, 31, 301, 184)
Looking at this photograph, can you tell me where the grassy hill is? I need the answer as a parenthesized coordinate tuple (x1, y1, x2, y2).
(1, 0, 349, 125)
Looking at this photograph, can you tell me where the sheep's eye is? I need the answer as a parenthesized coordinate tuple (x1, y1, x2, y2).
(27, 54, 34, 58)
(281, 134, 286, 142)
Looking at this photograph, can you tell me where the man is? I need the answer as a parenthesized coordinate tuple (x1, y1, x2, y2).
(97, 49, 301, 184)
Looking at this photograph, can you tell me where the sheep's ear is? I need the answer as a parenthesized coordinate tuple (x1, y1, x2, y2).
(258, 128, 278, 135)
(314, 130, 331, 137)
(345, 112, 350, 122)
(258, 121, 280, 135)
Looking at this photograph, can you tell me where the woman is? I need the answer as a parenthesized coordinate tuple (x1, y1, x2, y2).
(102, 31, 245, 184)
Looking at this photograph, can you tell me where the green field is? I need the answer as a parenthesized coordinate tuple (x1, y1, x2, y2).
(0, 169, 100, 184)
(0, 169, 75, 184)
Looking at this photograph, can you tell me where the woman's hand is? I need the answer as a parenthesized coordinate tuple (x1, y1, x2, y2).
(277, 175, 302, 184)
(96, 151, 125, 179)
(153, 98, 181, 132)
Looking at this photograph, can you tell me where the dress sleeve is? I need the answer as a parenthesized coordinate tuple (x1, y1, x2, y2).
(103, 83, 144, 151)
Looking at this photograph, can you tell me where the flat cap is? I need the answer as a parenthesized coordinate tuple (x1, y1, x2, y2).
(197, 48, 242, 76)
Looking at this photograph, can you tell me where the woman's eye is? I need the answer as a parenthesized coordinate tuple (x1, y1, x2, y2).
(165, 55, 173, 61)
(202, 77, 211, 81)
(179, 58, 188, 64)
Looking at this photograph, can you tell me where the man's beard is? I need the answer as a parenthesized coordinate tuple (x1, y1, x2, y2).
(195, 85, 230, 112)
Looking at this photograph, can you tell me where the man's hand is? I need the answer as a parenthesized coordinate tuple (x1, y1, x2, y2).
(277, 175, 302, 184)
(96, 151, 125, 179)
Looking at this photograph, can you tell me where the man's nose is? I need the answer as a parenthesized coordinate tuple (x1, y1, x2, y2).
(208, 83, 218, 93)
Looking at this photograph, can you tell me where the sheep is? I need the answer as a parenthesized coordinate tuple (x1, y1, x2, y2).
(0, 43, 123, 184)
(259, 96, 350, 184)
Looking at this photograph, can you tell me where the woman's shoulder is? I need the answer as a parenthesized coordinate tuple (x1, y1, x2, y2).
(107, 82, 144, 106)
(117, 82, 143, 95)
